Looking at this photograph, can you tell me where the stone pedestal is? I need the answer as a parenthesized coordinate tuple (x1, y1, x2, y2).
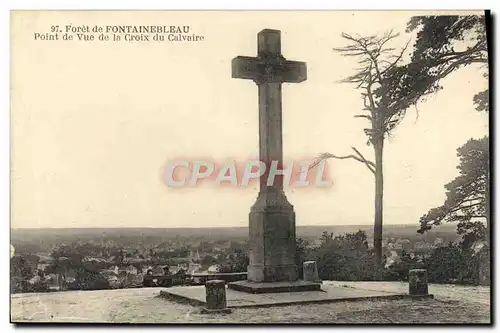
(247, 191, 298, 282)
(303, 261, 321, 283)
(409, 269, 428, 296)
(227, 190, 321, 293)
(201, 280, 231, 314)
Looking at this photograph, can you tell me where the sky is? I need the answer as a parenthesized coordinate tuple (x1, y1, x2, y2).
(11, 10, 488, 229)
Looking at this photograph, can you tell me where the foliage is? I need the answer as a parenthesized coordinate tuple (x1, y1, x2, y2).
(28, 281, 51, 293)
(385, 250, 424, 281)
(44, 244, 113, 291)
(473, 87, 489, 112)
(295, 237, 311, 279)
(425, 243, 478, 284)
(11, 255, 36, 281)
(68, 269, 111, 291)
(476, 245, 491, 285)
(10, 254, 60, 293)
(330, 23, 485, 145)
(407, 15, 487, 67)
(384, 243, 486, 285)
(200, 255, 218, 267)
(12, 279, 51, 294)
(310, 230, 377, 281)
(321, 16, 489, 266)
(10, 255, 40, 293)
(406, 15, 488, 109)
(418, 137, 489, 240)
(217, 249, 249, 273)
(409, 15, 490, 281)
(333, 31, 416, 145)
(45, 257, 75, 281)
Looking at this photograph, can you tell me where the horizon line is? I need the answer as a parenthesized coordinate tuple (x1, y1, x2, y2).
(9, 222, 444, 230)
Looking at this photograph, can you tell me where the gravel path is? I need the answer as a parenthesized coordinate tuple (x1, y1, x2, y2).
(325, 281, 491, 306)
(11, 282, 491, 324)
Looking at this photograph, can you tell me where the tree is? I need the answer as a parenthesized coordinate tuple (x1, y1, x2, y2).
(409, 14, 490, 285)
(410, 15, 490, 245)
(10, 255, 37, 293)
(45, 244, 86, 289)
(315, 15, 489, 267)
(315, 31, 427, 266)
(45, 257, 74, 289)
(418, 137, 489, 239)
(417, 138, 491, 284)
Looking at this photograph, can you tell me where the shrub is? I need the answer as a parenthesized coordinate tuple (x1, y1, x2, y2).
(68, 269, 111, 290)
(385, 250, 425, 281)
(426, 243, 478, 284)
(218, 250, 249, 273)
(310, 230, 377, 281)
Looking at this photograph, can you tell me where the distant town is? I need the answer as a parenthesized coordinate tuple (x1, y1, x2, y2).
(10, 224, 470, 293)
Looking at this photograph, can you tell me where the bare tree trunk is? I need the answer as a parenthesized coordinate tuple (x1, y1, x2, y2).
(373, 138, 384, 267)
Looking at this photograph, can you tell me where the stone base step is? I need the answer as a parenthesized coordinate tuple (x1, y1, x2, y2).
(227, 280, 322, 294)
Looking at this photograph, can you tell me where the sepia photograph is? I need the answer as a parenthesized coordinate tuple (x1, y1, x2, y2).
(9, 9, 491, 324)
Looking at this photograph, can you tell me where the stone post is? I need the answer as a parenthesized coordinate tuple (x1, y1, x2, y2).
(202, 280, 231, 314)
(409, 269, 428, 296)
(303, 261, 321, 284)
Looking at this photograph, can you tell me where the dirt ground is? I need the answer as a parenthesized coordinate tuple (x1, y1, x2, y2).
(10, 281, 491, 324)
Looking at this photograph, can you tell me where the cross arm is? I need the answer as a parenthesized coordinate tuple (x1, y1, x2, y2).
(232, 56, 260, 80)
(282, 60, 307, 83)
(232, 56, 307, 83)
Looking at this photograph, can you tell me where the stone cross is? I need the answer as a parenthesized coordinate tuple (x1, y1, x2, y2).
(231, 29, 307, 285)
(232, 29, 306, 195)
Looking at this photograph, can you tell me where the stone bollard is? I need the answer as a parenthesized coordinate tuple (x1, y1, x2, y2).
(303, 261, 322, 283)
(409, 269, 428, 296)
(201, 280, 231, 314)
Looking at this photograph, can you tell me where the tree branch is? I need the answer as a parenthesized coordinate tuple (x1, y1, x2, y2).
(351, 146, 376, 170)
(354, 114, 372, 121)
(448, 202, 483, 214)
(309, 147, 375, 174)
(380, 39, 411, 76)
(421, 195, 485, 230)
